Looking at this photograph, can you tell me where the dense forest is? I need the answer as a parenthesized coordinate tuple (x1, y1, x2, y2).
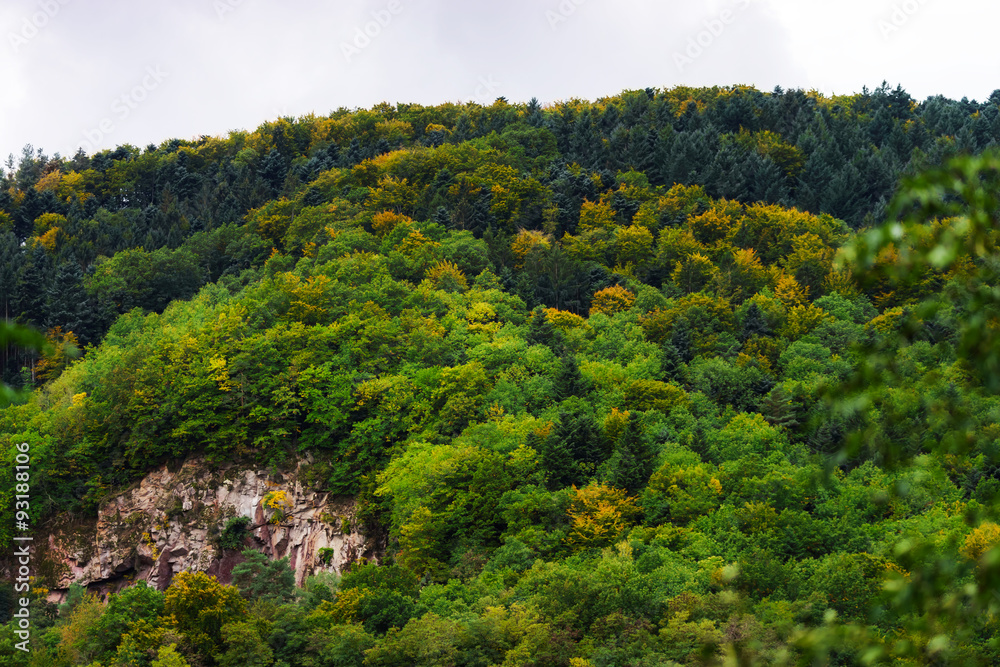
(1, 83, 1000, 665)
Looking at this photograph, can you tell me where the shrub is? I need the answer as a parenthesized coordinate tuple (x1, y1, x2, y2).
(219, 516, 251, 551)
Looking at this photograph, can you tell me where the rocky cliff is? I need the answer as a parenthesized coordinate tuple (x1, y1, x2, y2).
(38, 456, 382, 601)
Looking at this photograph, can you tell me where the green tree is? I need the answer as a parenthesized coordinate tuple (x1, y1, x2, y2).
(789, 150, 1000, 665)
(151, 644, 191, 667)
(739, 302, 772, 342)
(217, 620, 274, 667)
(601, 416, 654, 494)
(553, 353, 590, 401)
(525, 305, 562, 349)
(163, 571, 246, 658)
(231, 549, 296, 604)
(92, 580, 166, 661)
(45, 256, 95, 344)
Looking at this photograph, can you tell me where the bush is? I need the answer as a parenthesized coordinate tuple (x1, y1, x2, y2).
(219, 515, 251, 551)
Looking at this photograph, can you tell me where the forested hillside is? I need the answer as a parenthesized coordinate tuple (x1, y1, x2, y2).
(2, 85, 1000, 666)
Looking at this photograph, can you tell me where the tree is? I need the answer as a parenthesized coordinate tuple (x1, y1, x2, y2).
(590, 285, 635, 317)
(13, 242, 49, 327)
(231, 549, 296, 604)
(0, 232, 20, 330)
(536, 430, 578, 491)
(217, 620, 274, 667)
(758, 385, 799, 432)
(525, 306, 562, 349)
(45, 256, 94, 344)
(92, 580, 165, 660)
(151, 644, 191, 667)
(554, 353, 590, 401)
(601, 415, 654, 494)
(739, 302, 771, 342)
(659, 342, 684, 382)
(644, 460, 722, 524)
(259, 148, 287, 193)
(163, 571, 246, 658)
(670, 317, 693, 363)
(33, 326, 79, 383)
(565, 483, 640, 550)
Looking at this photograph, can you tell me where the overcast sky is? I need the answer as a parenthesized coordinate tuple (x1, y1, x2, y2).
(0, 0, 995, 161)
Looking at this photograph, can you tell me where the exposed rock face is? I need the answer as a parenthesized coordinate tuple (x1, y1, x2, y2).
(40, 456, 381, 601)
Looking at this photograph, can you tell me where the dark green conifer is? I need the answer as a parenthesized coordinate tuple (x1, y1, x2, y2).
(525, 306, 561, 349)
(740, 303, 772, 342)
(671, 318, 693, 363)
(45, 257, 93, 343)
(554, 354, 590, 401)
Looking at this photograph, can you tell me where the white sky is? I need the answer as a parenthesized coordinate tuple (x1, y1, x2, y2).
(0, 0, 995, 160)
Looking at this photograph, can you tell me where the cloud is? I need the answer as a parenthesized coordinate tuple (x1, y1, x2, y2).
(0, 0, 995, 160)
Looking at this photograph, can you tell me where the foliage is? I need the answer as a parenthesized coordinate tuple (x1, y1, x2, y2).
(162, 571, 245, 657)
(219, 515, 251, 551)
(5, 89, 1000, 666)
(231, 549, 296, 604)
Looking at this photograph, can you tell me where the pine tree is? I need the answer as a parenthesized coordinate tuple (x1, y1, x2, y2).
(740, 303, 772, 342)
(759, 385, 799, 432)
(45, 257, 94, 344)
(0, 232, 23, 384)
(525, 306, 561, 349)
(554, 354, 590, 401)
(453, 113, 473, 142)
(747, 151, 790, 204)
(525, 97, 544, 128)
(0, 231, 21, 323)
(302, 187, 324, 208)
(535, 430, 578, 490)
(569, 109, 597, 168)
(341, 138, 366, 167)
(660, 343, 684, 382)
(796, 146, 837, 214)
(602, 417, 653, 494)
(433, 206, 452, 229)
(259, 148, 287, 193)
(670, 318, 693, 363)
(551, 408, 605, 478)
(14, 243, 50, 327)
(13, 188, 43, 242)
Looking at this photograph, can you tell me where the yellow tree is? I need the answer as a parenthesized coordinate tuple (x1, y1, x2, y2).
(163, 572, 245, 658)
(782, 232, 835, 298)
(371, 211, 414, 237)
(565, 483, 640, 550)
(614, 225, 655, 269)
(34, 327, 79, 383)
(671, 253, 717, 294)
(425, 260, 468, 293)
(511, 230, 550, 268)
(590, 285, 635, 317)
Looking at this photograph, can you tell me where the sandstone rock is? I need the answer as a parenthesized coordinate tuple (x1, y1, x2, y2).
(40, 456, 381, 602)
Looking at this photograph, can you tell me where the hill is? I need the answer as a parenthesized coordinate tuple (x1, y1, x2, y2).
(2, 85, 1000, 665)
